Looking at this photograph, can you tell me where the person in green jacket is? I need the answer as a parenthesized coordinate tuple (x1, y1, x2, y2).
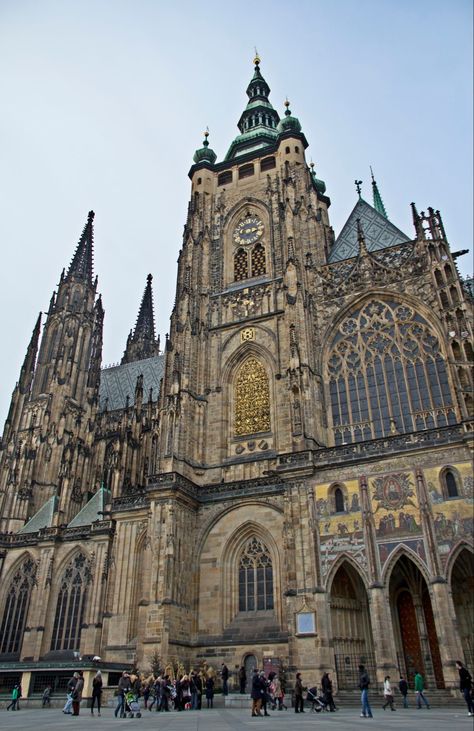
(414, 671, 430, 709)
(7, 683, 20, 711)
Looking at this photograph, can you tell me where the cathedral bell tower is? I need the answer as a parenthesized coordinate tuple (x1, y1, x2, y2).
(0, 212, 103, 530)
(157, 56, 334, 484)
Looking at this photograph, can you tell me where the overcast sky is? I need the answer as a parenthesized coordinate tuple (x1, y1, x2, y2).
(0, 0, 472, 424)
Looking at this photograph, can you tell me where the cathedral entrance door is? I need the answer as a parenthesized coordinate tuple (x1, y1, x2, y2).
(329, 563, 375, 690)
(389, 554, 444, 688)
(244, 654, 257, 692)
(451, 548, 474, 670)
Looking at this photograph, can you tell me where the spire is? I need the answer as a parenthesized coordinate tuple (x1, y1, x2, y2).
(19, 313, 41, 394)
(193, 127, 217, 165)
(370, 167, 388, 219)
(66, 210, 95, 283)
(277, 98, 302, 134)
(121, 274, 160, 364)
(224, 54, 280, 160)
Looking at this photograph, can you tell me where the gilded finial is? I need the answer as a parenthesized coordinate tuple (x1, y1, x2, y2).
(284, 98, 291, 116)
(203, 126, 209, 147)
(253, 47, 261, 66)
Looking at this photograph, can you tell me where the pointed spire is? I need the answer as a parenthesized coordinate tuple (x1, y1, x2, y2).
(121, 274, 160, 364)
(19, 313, 41, 393)
(370, 167, 388, 219)
(66, 210, 95, 283)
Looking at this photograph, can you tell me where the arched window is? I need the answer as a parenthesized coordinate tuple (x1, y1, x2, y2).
(327, 300, 456, 445)
(239, 537, 274, 612)
(251, 243, 266, 277)
(234, 248, 249, 282)
(50, 553, 92, 651)
(442, 469, 459, 499)
(235, 357, 270, 436)
(434, 270, 443, 286)
(334, 487, 345, 513)
(0, 557, 37, 655)
(285, 146, 290, 154)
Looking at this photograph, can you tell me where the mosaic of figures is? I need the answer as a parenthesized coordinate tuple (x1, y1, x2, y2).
(370, 472, 421, 539)
(316, 482, 366, 579)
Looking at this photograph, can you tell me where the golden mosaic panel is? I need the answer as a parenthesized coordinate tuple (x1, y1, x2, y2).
(235, 357, 270, 436)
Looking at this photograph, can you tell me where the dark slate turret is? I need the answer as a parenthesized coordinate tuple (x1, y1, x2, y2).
(66, 210, 95, 283)
(19, 313, 42, 395)
(122, 274, 161, 364)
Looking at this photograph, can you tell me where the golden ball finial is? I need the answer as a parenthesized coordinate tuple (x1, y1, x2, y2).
(253, 47, 261, 66)
(284, 98, 290, 108)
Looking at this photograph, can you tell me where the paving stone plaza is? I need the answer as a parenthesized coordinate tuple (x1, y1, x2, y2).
(1, 706, 473, 730)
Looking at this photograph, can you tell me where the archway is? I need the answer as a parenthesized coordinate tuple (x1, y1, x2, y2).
(329, 562, 375, 689)
(243, 654, 257, 693)
(389, 554, 444, 688)
(451, 548, 474, 670)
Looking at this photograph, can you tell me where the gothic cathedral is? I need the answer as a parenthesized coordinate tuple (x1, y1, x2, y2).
(0, 57, 473, 696)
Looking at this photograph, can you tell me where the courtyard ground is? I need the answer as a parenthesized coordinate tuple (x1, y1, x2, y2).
(0, 706, 472, 730)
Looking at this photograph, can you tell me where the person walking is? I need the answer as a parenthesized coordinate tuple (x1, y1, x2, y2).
(294, 672, 304, 713)
(238, 666, 246, 694)
(398, 676, 408, 708)
(250, 668, 262, 717)
(91, 670, 103, 716)
(6, 683, 20, 711)
(205, 675, 215, 709)
(63, 673, 78, 714)
(455, 660, 473, 717)
(115, 671, 130, 718)
(260, 671, 271, 716)
(42, 685, 52, 708)
(190, 670, 202, 710)
(72, 670, 84, 716)
(414, 671, 430, 709)
(358, 664, 373, 718)
(221, 663, 229, 696)
(321, 672, 336, 711)
(382, 675, 396, 711)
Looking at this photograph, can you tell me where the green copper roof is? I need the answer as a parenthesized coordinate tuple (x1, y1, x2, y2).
(309, 162, 326, 194)
(371, 168, 388, 218)
(68, 487, 111, 527)
(17, 495, 58, 534)
(329, 198, 410, 262)
(193, 130, 217, 165)
(277, 100, 302, 134)
(225, 57, 280, 161)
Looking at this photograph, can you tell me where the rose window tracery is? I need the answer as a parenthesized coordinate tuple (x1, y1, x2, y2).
(327, 300, 456, 445)
(234, 357, 271, 436)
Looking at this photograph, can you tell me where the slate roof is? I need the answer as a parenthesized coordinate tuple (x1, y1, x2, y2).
(329, 198, 411, 263)
(17, 495, 57, 534)
(99, 354, 165, 411)
(68, 488, 111, 527)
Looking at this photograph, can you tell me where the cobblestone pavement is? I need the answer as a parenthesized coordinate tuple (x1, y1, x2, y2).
(0, 706, 472, 730)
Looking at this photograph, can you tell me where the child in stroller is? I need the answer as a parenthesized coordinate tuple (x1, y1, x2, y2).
(124, 690, 142, 718)
(306, 687, 329, 712)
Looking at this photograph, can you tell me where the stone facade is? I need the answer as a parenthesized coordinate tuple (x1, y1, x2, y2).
(0, 60, 473, 696)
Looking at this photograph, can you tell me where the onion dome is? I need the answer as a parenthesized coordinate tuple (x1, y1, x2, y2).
(277, 99, 302, 134)
(309, 162, 326, 195)
(193, 129, 217, 165)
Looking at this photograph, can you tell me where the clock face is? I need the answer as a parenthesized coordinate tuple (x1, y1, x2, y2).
(233, 216, 264, 246)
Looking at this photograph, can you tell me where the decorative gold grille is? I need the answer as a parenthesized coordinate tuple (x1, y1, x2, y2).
(235, 357, 270, 436)
(234, 248, 249, 282)
(251, 243, 266, 277)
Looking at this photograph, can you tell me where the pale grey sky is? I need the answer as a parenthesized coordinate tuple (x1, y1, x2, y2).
(0, 0, 472, 423)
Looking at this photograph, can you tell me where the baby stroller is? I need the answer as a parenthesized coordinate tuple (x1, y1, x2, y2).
(124, 691, 142, 718)
(306, 687, 328, 712)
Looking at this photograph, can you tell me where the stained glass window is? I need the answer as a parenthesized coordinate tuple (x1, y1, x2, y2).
(0, 558, 36, 655)
(239, 537, 274, 612)
(50, 553, 92, 651)
(235, 358, 270, 436)
(327, 300, 456, 445)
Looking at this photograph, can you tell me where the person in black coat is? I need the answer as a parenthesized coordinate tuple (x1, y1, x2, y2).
(398, 676, 409, 708)
(321, 672, 336, 711)
(251, 669, 263, 717)
(238, 666, 246, 694)
(456, 661, 473, 716)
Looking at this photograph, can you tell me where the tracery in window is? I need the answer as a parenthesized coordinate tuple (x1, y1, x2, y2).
(251, 243, 266, 277)
(234, 357, 270, 436)
(0, 557, 37, 655)
(50, 553, 92, 651)
(327, 300, 456, 445)
(234, 248, 249, 282)
(239, 537, 274, 612)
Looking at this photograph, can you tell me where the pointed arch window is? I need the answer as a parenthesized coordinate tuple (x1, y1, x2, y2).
(327, 300, 456, 445)
(234, 248, 249, 282)
(251, 243, 266, 277)
(334, 487, 345, 513)
(239, 537, 274, 612)
(0, 557, 37, 655)
(235, 357, 270, 436)
(50, 553, 92, 651)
